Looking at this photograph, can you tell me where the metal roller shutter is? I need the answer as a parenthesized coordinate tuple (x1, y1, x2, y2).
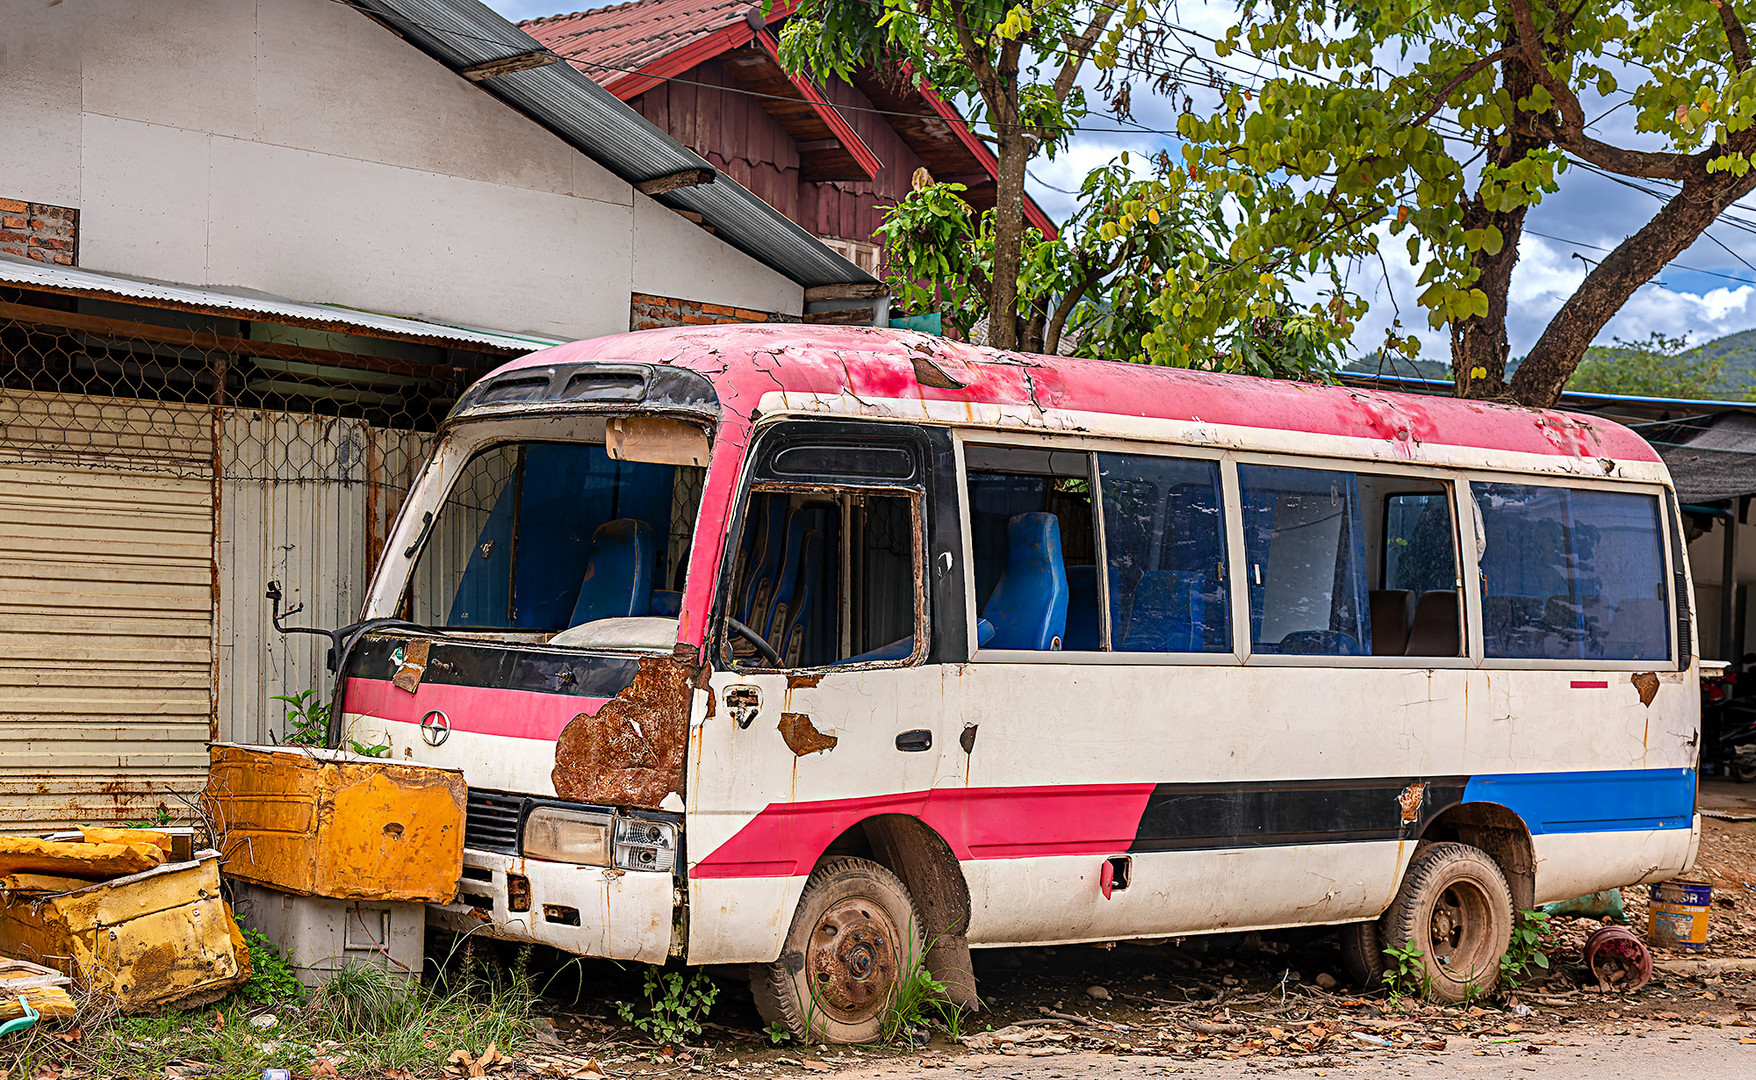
(0, 390, 214, 831)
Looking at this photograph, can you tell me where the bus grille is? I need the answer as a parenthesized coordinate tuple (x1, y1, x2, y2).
(465, 789, 523, 854)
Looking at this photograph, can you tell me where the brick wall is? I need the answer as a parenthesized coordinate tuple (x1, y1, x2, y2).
(0, 199, 78, 265)
(630, 292, 796, 331)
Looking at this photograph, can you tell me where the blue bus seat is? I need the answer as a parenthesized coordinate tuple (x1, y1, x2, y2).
(740, 497, 789, 624)
(568, 519, 654, 625)
(1120, 570, 1215, 652)
(980, 513, 1069, 650)
(649, 590, 682, 617)
(762, 513, 812, 647)
(777, 530, 824, 665)
(1063, 565, 1101, 651)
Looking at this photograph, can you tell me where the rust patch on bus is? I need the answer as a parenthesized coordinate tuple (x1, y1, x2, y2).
(1397, 782, 1425, 825)
(552, 655, 698, 808)
(778, 713, 837, 756)
(787, 672, 825, 689)
(1632, 671, 1660, 707)
(391, 639, 430, 694)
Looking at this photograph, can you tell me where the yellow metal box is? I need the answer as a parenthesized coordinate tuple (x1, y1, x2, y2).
(0, 852, 248, 1013)
(203, 744, 466, 904)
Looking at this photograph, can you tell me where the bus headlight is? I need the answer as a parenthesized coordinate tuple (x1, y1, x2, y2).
(522, 807, 611, 865)
(613, 817, 677, 873)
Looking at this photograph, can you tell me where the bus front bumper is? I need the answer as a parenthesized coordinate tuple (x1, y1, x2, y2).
(429, 849, 678, 965)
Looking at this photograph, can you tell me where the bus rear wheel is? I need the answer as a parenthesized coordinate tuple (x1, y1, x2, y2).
(751, 857, 925, 1044)
(1380, 842, 1513, 1003)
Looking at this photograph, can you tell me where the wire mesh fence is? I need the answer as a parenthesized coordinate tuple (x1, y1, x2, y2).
(0, 298, 514, 753)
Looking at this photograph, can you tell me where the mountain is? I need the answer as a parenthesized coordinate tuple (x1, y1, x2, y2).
(1688, 329, 1756, 395)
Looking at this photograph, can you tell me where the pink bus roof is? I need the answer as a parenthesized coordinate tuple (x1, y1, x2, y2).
(498, 324, 1661, 465)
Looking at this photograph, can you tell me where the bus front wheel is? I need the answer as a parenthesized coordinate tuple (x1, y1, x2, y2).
(751, 857, 926, 1044)
(1380, 842, 1513, 1003)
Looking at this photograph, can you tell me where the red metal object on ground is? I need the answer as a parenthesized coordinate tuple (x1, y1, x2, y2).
(1584, 924, 1653, 990)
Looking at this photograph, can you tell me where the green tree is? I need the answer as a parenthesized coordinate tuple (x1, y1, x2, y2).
(1164, 0, 1756, 407)
(1568, 332, 1738, 399)
(878, 154, 1347, 379)
(777, 0, 1141, 351)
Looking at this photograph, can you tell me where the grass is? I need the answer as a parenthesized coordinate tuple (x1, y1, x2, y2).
(0, 941, 538, 1080)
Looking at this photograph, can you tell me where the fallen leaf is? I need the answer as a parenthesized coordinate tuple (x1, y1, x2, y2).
(571, 1060, 607, 1079)
(799, 1063, 832, 1073)
(312, 1061, 341, 1080)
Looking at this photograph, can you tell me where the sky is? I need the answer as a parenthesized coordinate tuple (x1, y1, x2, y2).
(485, 0, 1756, 365)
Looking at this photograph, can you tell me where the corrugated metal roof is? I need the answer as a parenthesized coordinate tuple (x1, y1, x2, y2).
(0, 255, 564, 352)
(523, 0, 754, 82)
(352, 0, 875, 288)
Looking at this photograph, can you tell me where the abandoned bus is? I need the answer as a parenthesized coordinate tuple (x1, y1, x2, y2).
(339, 325, 1699, 1040)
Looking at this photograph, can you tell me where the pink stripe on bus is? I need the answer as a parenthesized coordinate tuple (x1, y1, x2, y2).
(344, 678, 605, 741)
(690, 784, 1158, 878)
(1570, 680, 1610, 689)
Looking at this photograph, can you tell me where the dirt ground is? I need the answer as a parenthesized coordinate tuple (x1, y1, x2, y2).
(504, 782, 1756, 1079)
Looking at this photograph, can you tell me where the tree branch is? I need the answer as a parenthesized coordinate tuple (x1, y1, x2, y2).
(1724, 1, 1754, 73)
(1519, 115, 1708, 180)
(1406, 47, 1516, 129)
(1507, 0, 1590, 134)
(1052, 2, 1120, 103)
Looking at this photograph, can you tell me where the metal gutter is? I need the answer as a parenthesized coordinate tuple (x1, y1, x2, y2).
(0, 255, 562, 353)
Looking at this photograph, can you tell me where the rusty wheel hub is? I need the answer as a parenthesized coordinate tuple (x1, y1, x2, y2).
(1428, 883, 1493, 976)
(805, 896, 902, 1023)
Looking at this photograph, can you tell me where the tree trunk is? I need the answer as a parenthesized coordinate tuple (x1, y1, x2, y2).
(1509, 169, 1756, 407)
(989, 123, 1029, 350)
(1453, 35, 1543, 400)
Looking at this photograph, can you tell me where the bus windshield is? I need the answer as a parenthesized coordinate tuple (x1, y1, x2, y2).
(402, 437, 705, 640)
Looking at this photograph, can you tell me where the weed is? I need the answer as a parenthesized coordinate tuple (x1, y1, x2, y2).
(4, 949, 537, 1080)
(615, 969, 718, 1045)
(272, 689, 329, 747)
(233, 920, 304, 1004)
(1380, 940, 1430, 1004)
(880, 927, 965, 1047)
(121, 807, 174, 828)
(765, 1020, 793, 1045)
(347, 739, 390, 758)
(1499, 908, 1555, 992)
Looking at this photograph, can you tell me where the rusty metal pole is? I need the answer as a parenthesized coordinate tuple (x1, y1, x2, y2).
(1721, 502, 1739, 662)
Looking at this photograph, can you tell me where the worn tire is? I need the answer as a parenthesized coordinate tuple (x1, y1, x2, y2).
(750, 857, 924, 1045)
(1338, 920, 1385, 990)
(1380, 842, 1513, 1003)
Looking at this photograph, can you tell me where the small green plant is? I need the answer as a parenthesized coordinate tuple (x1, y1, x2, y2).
(1380, 940, 1430, 1004)
(348, 739, 391, 758)
(765, 1019, 793, 1045)
(880, 927, 967, 1046)
(274, 688, 330, 746)
(234, 920, 305, 1004)
(615, 969, 719, 1045)
(121, 807, 174, 828)
(1499, 908, 1555, 991)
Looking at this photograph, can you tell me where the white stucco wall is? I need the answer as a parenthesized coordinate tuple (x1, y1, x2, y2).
(0, 0, 804, 338)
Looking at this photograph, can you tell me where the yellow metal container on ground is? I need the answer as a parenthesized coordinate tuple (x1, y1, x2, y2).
(0, 852, 248, 1013)
(203, 744, 466, 903)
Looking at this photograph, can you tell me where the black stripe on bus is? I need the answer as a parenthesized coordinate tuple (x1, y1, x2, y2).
(348, 635, 642, 698)
(1129, 776, 1467, 852)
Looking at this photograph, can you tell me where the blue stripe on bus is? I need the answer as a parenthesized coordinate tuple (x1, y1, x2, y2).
(1462, 768, 1696, 834)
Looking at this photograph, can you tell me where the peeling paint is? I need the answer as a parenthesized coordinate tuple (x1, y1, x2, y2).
(1632, 671, 1660, 707)
(778, 712, 837, 756)
(391, 639, 430, 694)
(552, 655, 697, 808)
(786, 672, 826, 690)
(1397, 782, 1426, 825)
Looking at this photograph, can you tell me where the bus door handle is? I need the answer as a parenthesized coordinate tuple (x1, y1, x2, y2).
(726, 686, 762, 729)
(895, 729, 933, 752)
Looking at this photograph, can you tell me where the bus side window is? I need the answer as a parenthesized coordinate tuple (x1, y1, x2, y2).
(1097, 453, 1231, 653)
(964, 447, 1095, 651)
(1474, 484, 1669, 662)
(1240, 466, 1465, 658)
(724, 488, 921, 668)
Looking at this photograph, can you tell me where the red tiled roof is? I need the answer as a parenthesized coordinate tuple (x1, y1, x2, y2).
(523, 0, 777, 90)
